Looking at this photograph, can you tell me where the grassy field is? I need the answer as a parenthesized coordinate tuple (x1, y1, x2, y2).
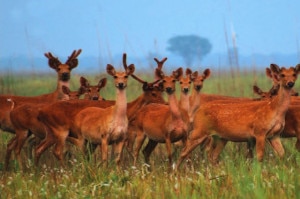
(0, 68, 300, 199)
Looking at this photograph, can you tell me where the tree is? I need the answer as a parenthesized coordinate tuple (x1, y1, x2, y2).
(166, 35, 212, 66)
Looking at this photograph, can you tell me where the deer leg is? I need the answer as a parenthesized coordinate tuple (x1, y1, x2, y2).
(125, 126, 136, 159)
(176, 132, 208, 170)
(209, 138, 227, 164)
(268, 136, 285, 158)
(295, 133, 300, 151)
(4, 136, 17, 170)
(246, 139, 255, 159)
(53, 131, 69, 167)
(142, 139, 158, 165)
(100, 137, 108, 168)
(14, 130, 31, 170)
(34, 134, 56, 166)
(255, 136, 266, 162)
(113, 140, 125, 169)
(133, 131, 146, 166)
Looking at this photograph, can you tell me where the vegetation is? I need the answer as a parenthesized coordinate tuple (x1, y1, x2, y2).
(167, 35, 212, 66)
(0, 68, 299, 199)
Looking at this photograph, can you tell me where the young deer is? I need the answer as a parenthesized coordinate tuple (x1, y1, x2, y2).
(34, 54, 165, 167)
(0, 49, 81, 134)
(176, 64, 300, 169)
(132, 67, 190, 167)
(79, 76, 107, 100)
(70, 63, 135, 168)
(4, 77, 107, 170)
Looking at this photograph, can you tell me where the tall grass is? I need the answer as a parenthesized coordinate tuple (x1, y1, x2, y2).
(0, 68, 299, 198)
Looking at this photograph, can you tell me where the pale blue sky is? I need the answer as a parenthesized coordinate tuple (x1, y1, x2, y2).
(1, 0, 299, 61)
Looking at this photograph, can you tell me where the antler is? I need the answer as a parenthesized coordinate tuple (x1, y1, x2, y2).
(44, 52, 62, 70)
(154, 57, 168, 70)
(65, 49, 82, 69)
(123, 53, 128, 70)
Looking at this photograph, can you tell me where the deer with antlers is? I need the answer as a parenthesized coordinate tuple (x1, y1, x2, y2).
(176, 64, 300, 169)
(33, 54, 165, 167)
(4, 76, 108, 170)
(131, 67, 193, 168)
(0, 49, 82, 134)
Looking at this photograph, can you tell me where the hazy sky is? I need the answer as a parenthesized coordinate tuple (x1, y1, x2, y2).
(1, 0, 300, 60)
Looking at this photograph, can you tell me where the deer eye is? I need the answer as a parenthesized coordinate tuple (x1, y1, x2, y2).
(172, 80, 176, 83)
(280, 74, 285, 78)
(293, 73, 296, 77)
(125, 75, 128, 78)
(189, 81, 191, 84)
(179, 82, 183, 84)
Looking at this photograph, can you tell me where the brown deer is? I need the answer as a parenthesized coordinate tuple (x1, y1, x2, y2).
(4, 77, 107, 170)
(70, 63, 135, 168)
(176, 64, 300, 170)
(0, 49, 81, 134)
(33, 54, 165, 167)
(79, 76, 107, 100)
(132, 67, 191, 168)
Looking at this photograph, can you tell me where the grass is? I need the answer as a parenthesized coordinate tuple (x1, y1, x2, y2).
(0, 68, 300, 198)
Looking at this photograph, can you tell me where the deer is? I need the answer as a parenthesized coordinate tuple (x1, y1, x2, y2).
(4, 76, 107, 170)
(79, 76, 107, 100)
(176, 64, 300, 170)
(33, 54, 165, 167)
(131, 67, 192, 168)
(0, 49, 81, 134)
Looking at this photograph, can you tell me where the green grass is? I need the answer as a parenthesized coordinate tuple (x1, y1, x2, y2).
(0, 68, 300, 199)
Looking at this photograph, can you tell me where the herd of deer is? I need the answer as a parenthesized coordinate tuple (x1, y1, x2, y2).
(1, 49, 300, 172)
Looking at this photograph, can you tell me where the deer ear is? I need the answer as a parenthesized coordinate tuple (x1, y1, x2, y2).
(106, 64, 116, 76)
(186, 68, 192, 76)
(62, 85, 70, 95)
(98, 78, 107, 88)
(80, 76, 89, 87)
(270, 63, 280, 74)
(78, 86, 86, 95)
(295, 64, 300, 73)
(203, 69, 211, 79)
(173, 67, 183, 80)
(253, 85, 263, 95)
(126, 64, 135, 75)
(265, 68, 272, 78)
(190, 71, 198, 81)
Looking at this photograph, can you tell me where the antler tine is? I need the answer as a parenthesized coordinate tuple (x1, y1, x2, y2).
(154, 57, 168, 70)
(131, 74, 146, 84)
(122, 53, 128, 69)
(65, 49, 82, 64)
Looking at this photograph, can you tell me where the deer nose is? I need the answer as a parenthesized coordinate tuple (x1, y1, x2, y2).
(287, 82, 294, 88)
(165, 87, 173, 94)
(92, 96, 99, 100)
(195, 85, 202, 91)
(61, 73, 70, 81)
(183, 88, 189, 93)
(118, 83, 125, 89)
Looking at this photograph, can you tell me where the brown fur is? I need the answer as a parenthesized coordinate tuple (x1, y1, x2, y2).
(176, 64, 300, 170)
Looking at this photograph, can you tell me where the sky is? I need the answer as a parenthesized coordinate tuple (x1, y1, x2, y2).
(1, 0, 300, 68)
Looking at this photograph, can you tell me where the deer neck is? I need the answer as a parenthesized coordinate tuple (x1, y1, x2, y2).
(167, 93, 181, 120)
(114, 89, 127, 119)
(190, 89, 201, 111)
(271, 84, 292, 118)
(179, 92, 190, 114)
(56, 80, 70, 100)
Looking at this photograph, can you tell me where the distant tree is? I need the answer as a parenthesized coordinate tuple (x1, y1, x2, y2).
(166, 35, 212, 66)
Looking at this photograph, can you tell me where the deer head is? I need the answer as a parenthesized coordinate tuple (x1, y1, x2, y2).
(80, 76, 107, 100)
(44, 49, 82, 82)
(61, 85, 86, 100)
(155, 67, 183, 94)
(107, 53, 135, 90)
(192, 69, 211, 92)
(270, 63, 300, 89)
